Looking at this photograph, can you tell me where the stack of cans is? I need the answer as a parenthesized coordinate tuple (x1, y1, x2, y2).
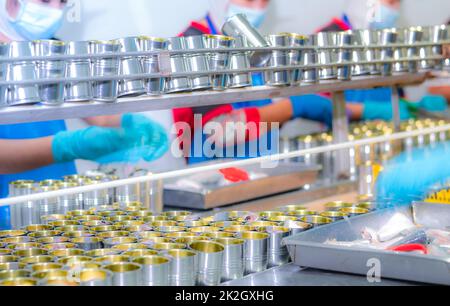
(0, 197, 377, 286)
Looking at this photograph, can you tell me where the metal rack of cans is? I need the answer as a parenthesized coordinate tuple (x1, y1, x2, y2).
(0, 25, 448, 124)
(0, 199, 376, 286)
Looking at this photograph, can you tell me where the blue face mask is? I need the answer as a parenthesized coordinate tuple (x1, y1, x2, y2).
(227, 3, 268, 29)
(369, 4, 400, 30)
(9, 0, 64, 40)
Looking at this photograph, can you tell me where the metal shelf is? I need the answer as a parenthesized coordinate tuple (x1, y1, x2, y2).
(0, 72, 429, 125)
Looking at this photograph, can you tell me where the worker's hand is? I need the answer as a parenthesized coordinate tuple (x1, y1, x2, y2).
(362, 100, 414, 121)
(203, 108, 262, 148)
(290, 95, 333, 127)
(52, 114, 168, 163)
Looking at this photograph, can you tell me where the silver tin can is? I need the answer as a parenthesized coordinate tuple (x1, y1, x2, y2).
(312, 32, 337, 80)
(301, 35, 320, 83)
(79, 268, 113, 286)
(117, 37, 146, 97)
(165, 37, 191, 93)
(239, 231, 268, 275)
(139, 36, 168, 95)
(64, 41, 92, 102)
(189, 241, 224, 286)
(166, 249, 197, 286)
(215, 238, 244, 282)
(284, 33, 308, 85)
(6, 41, 41, 106)
(335, 31, 354, 81)
(71, 237, 102, 251)
(132, 255, 171, 286)
(228, 36, 252, 88)
(379, 29, 398, 76)
(0, 43, 9, 107)
(265, 226, 290, 267)
(185, 35, 212, 91)
(205, 34, 234, 91)
(89, 40, 120, 102)
(265, 34, 290, 86)
(34, 40, 66, 105)
(351, 30, 371, 76)
(103, 262, 142, 286)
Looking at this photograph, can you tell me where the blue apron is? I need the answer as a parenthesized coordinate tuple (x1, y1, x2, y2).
(0, 120, 77, 229)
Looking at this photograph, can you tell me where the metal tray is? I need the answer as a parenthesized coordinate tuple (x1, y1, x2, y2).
(164, 162, 320, 210)
(284, 202, 450, 285)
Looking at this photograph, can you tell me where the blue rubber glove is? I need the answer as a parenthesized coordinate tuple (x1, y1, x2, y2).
(363, 100, 413, 121)
(290, 95, 333, 127)
(376, 142, 450, 207)
(52, 114, 169, 164)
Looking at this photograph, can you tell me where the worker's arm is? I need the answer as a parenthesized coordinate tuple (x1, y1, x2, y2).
(428, 86, 450, 103)
(0, 138, 54, 174)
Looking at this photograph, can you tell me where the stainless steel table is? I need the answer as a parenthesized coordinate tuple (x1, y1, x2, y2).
(223, 264, 418, 286)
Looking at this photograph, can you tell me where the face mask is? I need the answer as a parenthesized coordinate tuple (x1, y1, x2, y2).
(227, 3, 268, 29)
(369, 4, 400, 30)
(9, 0, 64, 40)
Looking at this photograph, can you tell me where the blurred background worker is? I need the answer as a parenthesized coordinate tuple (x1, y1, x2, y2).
(0, 0, 169, 229)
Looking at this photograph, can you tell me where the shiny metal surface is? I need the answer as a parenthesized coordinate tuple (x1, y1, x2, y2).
(166, 249, 197, 287)
(0, 73, 430, 125)
(90, 40, 120, 102)
(228, 36, 252, 88)
(240, 231, 268, 275)
(103, 263, 142, 286)
(205, 34, 234, 91)
(189, 241, 224, 286)
(140, 36, 167, 95)
(223, 264, 416, 286)
(132, 255, 171, 286)
(0, 42, 8, 107)
(335, 31, 354, 81)
(265, 34, 290, 86)
(165, 37, 191, 93)
(185, 36, 212, 91)
(266, 226, 290, 267)
(6, 41, 40, 106)
(312, 32, 337, 80)
(284, 33, 308, 85)
(117, 37, 146, 97)
(79, 268, 113, 286)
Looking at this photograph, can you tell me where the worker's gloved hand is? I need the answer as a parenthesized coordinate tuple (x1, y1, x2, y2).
(52, 114, 169, 163)
(408, 95, 448, 113)
(362, 100, 414, 121)
(290, 95, 333, 127)
(203, 108, 262, 148)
